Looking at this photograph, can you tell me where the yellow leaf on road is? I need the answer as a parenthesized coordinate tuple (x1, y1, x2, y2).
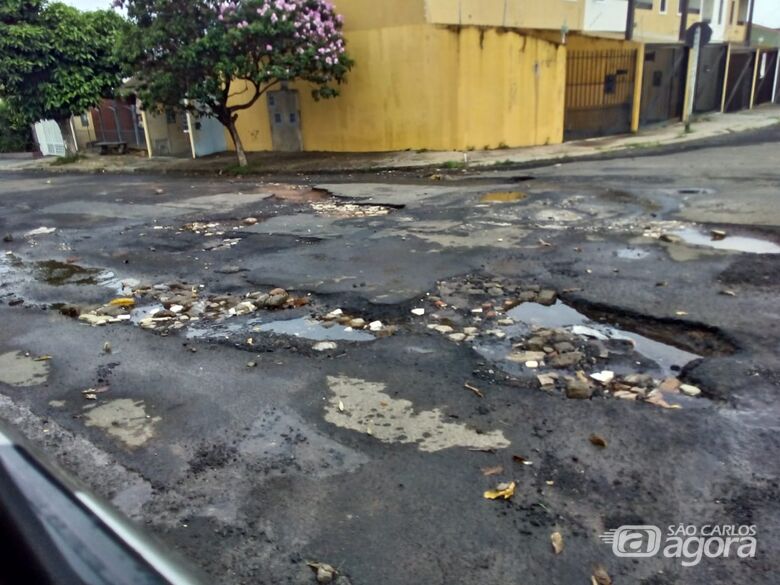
(551, 531, 564, 554)
(483, 481, 516, 500)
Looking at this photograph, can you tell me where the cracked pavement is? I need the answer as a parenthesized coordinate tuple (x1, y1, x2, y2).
(1, 126, 780, 584)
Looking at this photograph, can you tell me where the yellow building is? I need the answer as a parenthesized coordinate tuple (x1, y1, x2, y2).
(228, 0, 754, 154)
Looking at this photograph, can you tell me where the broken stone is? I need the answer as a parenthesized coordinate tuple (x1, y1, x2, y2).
(349, 318, 366, 329)
(565, 376, 593, 399)
(323, 308, 343, 320)
(264, 288, 289, 308)
(25, 226, 56, 237)
(246, 361, 257, 368)
(525, 360, 540, 369)
(660, 233, 683, 244)
(658, 377, 681, 393)
(368, 320, 383, 331)
(78, 313, 111, 327)
(537, 374, 556, 388)
(537, 290, 558, 306)
(485, 329, 506, 339)
(313, 341, 337, 352)
(242, 217, 258, 225)
(507, 350, 546, 363)
(411, 308, 425, 316)
(623, 373, 655, 388)
(517, 291, 537, 303)
(526, 336, 546, 351)
(553, 341, 575, 354)
(497, 318, 514, 326)
(549, 351, 584, 368)
(463, 327, 479, 336)
(590, 370, 615, 384)
(710, 229, 727, 241)
(680, 384, 702, 397)
(613, 390, 638, 401)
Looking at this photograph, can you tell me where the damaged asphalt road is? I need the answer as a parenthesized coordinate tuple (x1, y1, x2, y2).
(1, 127, 780, 585)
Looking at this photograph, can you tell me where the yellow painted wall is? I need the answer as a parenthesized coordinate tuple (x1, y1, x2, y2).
(229, 25, 566, 152)
(424, 0, 584, 31)
(331, 0, 425, 30)
(143, 110, 191, 156)
(633, 1, 702, 43)
(71, 113, 96, 149)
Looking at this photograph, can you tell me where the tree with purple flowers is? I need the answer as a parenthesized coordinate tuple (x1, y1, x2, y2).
(116, 0, 352, 166)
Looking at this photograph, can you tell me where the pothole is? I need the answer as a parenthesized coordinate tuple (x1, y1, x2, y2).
(324, 375, 509, 452)
(83, 398, 160, 448)
(0, 351, 50, 387)
(480, 191, 528, 203)
(616, 247, 651, 260)
(672, 228, 780, 255)
(255, 317, 374, 342)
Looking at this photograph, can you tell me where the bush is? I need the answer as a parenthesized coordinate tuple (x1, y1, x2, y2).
(0, 101, 32, 153)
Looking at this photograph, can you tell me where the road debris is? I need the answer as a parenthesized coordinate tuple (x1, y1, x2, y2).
(591, 566, 613, 585)
(464, 382, 484, 398)
(483, 481, 516, 501)
(551, 531, 564, 555)
(25, 226, 57, 237)
(481, 465, 504, 477)
(306, 562, 337, 584)
(589, 434, 608, 448)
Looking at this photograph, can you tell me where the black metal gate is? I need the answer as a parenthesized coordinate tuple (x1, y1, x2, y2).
(724, 49, 756, 112)
(754, 50, 778, 106)
(640, 45, 688, 126)
(565, 49, 637, 141)
(694, 44, 728, 113)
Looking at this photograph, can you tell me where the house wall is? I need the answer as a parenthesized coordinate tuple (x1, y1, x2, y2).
(583, 0, 628, 34)
(331, 0, 426, 30)
(142, 110, 191, 157)
(230, 25, 566, 153)
(423, 0, 584, 31)
(71, 112, 96, 149)
(633, 0, 702, 43)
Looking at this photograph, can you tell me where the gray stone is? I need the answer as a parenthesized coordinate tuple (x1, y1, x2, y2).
(550, 351, 584, 368)
(554, 341, 576, 353)
(537, 290, 558, 306)
(565, 377, 593, 399)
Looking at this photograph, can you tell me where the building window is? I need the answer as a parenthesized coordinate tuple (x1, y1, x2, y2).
(730, 0, 735, 24)
(637, 0, 653, 9)
(737, 0, 749, 24)
(660, 0, 667, 14)
(79, 113, 89, 128)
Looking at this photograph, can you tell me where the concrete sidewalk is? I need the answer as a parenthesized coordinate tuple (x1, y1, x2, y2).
(3, 105, 778, 175)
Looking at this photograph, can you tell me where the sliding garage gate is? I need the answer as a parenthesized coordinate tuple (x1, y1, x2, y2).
(565, 49, 638, 141)
(640, 44, 688, 126)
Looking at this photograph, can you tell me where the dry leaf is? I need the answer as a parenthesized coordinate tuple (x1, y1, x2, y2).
(464, 382, 484, 398)
(483, 481, 516, 500)
(512, 455, 533, 465)
(589, 434, 607, 448)
(591, 565, 612, 585)
(33, 355, 52, 362)
(481, 465, 504, 477)
(551, 531, 564, 554)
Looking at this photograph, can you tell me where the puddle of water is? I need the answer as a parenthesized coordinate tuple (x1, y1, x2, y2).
(83, 399, 160, 448)
(673, 228, 780, 255)
(34, 261, 100, 286)
(507, 302, 700, 374)
(325, 376, 509, 453)
(256, 317, 374, 342)
(480, 191, 528, 203)
(0, 352, 50, 387)
(616, 248, 650, 260)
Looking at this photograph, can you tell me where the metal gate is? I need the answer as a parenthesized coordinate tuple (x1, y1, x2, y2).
(565, 49, 637, 141)
(694, 44, 728, 113)
(640, 45, 688, 126)
(724, 49, 756, 112)
(754, 50, 778, 106)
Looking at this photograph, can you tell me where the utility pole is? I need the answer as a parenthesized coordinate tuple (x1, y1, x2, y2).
(679, 0, 690, 41)
(745, 0, 755, 46)
(683, 25, 702, 131)
(626, 0, 636, 41)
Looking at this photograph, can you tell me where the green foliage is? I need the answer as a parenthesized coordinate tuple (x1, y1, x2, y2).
(116, 0, 353, 133)
(0, 2, 125, 125)
(0, 99, 32, 152)
(50, 152, 85, 165)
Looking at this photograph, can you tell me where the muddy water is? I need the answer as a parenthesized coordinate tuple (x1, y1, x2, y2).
(505, 302, 701, 374)
(83, 399, 160, 448)
(480, 191, 528, 203)
(324, 375, 509, 452)
(0, 352, 50, 387)
(258, 317, 374, 342)
(673, 228, 780, 254)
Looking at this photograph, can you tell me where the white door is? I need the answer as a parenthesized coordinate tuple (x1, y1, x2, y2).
(33, 120, 66, 156)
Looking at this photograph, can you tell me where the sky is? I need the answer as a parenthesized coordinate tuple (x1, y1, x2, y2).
(61, 0, 780, 27)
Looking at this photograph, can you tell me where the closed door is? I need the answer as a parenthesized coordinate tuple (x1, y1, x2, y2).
(267, 90, 302, 152)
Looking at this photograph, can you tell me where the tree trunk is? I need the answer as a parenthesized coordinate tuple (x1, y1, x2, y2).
(56, 117, 77, 156)
(226, 117, 248, 167)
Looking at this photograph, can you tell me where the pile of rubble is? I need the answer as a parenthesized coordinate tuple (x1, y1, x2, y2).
(321, 308, 396, 336)
(310, 201, 391, 218)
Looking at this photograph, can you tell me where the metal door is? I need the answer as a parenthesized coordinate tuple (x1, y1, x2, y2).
(33, 120, 66, 156)
(640, 45, 688, 126)
(565, 50, 637, 141)
(694, 44, 728, 113)
(754, 50, 778, 106)
(723, 49, 756, 112)
(267, 89, 302, 152)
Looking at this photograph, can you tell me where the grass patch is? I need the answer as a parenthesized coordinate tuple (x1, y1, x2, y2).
(50, 153, 85, 166)
(442, 160, 466, 170)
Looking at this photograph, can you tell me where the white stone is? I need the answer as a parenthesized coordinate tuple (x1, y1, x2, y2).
(313, 341, 338, 352)
(680, 384, 702, 397)
(411, 308, 425, 316)
(590, 370, 615, 384)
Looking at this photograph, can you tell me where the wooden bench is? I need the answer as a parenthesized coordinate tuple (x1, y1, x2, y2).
(94, 141, 128, 155)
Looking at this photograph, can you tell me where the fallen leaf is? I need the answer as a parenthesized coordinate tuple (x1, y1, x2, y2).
(591, 565, 612, 585)
(484, 481, 516, 500)
(512, 455, 533, 465)
(338, 400, 345, 412)
(108, 298, 135, 308)
(464, 382, 484, 398)
(589, 434, 608, 448)
(481, 465, 504, 477)
(551, 531, 564, 554)
(33, 355, 52, 362)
